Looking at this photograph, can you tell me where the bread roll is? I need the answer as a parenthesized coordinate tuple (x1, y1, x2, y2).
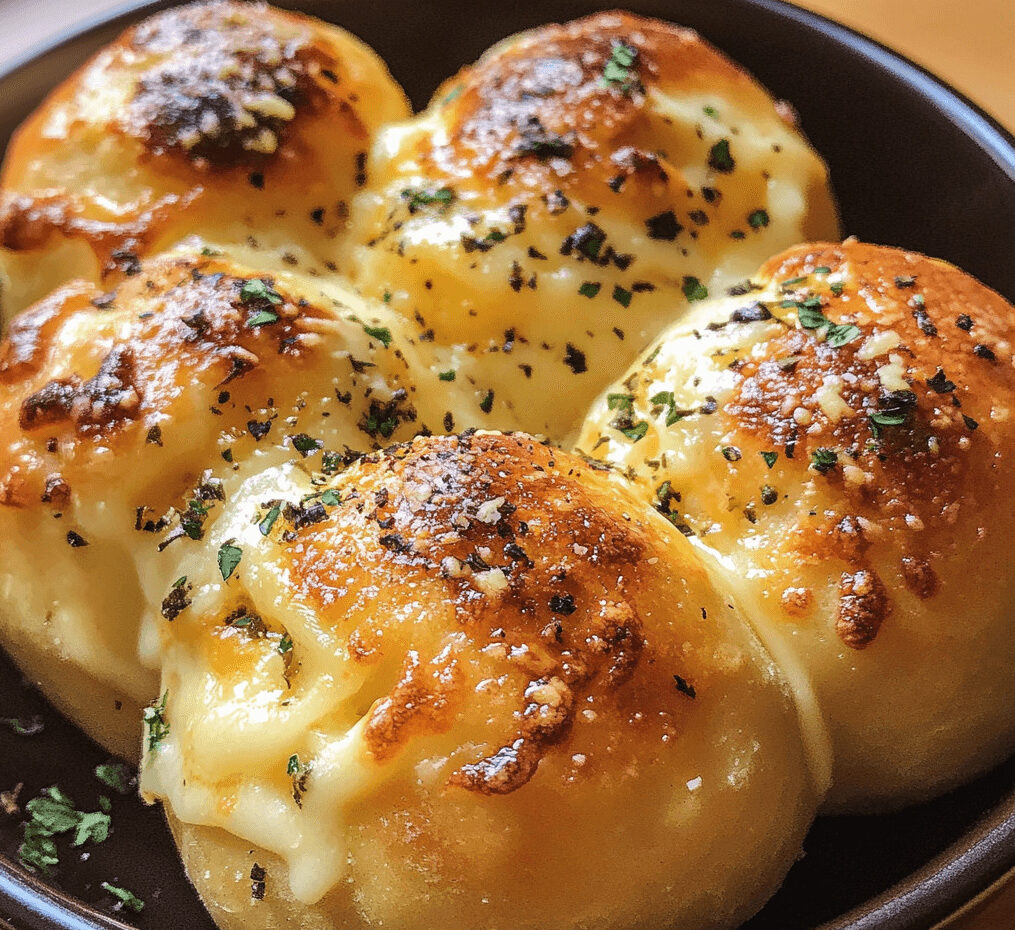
(139, 432, 822, 930)
(0, 248, 432, 756)
(577, 239, 1015, 810)
(0, 0, 409, 323)
(343, 11, 839, 438)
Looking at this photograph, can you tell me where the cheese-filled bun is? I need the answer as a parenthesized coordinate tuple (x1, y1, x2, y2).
(0, 248, 433, 757)
(343, 11, 839, 438)
(139, 432, 821, 930)
(0, 0, 409, 323)
(577, 240, 1015, 811)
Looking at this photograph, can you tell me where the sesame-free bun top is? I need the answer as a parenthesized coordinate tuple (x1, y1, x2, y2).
(0, 0, 409, 322)
(0, 247, 434, 756)
(577, 239, 1015, 810)
(139, 432, 821, 930)
(343, 10, 839, 438)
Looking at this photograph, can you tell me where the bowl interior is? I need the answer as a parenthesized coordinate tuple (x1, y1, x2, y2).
(1, 1, 1014, 929)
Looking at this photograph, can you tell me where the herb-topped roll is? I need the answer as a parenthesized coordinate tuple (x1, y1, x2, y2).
(0, 248, 434, 757)
(140, 432, 824, 930)
(577, 239, 1015, 811)
(0, 0, 409, 323)
(343, 11, 839, 439)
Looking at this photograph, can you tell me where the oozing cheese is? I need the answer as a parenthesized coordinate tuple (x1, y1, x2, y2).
(577, 240, 1015, 811)
(140, 434, 822, 930)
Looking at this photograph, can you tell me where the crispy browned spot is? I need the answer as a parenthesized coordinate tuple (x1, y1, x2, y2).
(430, 11, 752, 188)
(20, 346, 140, 431)
(365, 649, 461, 762)
(836, 569, 891, 649)
(900, 556, 939, 600)
(123, 1, 350, 166)
(289, 433, 680, 792)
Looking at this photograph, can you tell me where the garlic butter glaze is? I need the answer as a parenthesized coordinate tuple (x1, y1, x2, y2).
(0, 248, 437, 757)
(343, 11, 839, 439)
(578, 240, 1015, 810)
(0, 0, 409, 323)
(140, 433, 821, 930)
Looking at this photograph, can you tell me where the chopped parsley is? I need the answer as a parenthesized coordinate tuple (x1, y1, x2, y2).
(259, 504, 281, 536)
(240, 279, 282, 305)
(19, 786, 111, 873)
(620, 421, 649, 442)
(362, 323, 392, 347)
(760, 451, 778, 469)
(1, 715, 44, 736)
(94, 762, 133, 795)
(869, 409, 907, 438)
(401, 186, 455, 212)
(721, 446, 742, 462)
(144, 692, 170, 753)
(321, 489, 341, 506)
(479, 390, 494, 414)
(578, 281, 602, 298)
(811, 448, 838, 473)
(218, 542, 243, 580)
(246, 309, 279, 327)
(707, 139, 735, 173)
(291, 433, 323, 456)
(278, 634, 294, 656)
(826, 323, 862, 347)
(438, 369, 456, 381)
(607, 393, 634, 412)
(602, 40, 639, 93)
(612, 284, 632, 308)
(747, 209, 770, 229)
(101, 883, 144, 913)
(682, 276, 708, 302)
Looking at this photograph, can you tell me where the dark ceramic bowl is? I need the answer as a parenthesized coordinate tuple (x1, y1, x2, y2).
(1, 1, 1015, 928)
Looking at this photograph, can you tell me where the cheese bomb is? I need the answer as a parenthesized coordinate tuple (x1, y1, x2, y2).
(139, 432, 823, 930)
(0, 0, 409, 323)
(577, 240, 1015, 811)
(343, 11, 839, 438)
(0, 249, 434, 757)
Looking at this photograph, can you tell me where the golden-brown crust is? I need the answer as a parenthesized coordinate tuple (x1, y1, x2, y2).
(432, 11, 758, 190)
(122, 1, 361, 166)
(278, 433, 692, 793)
(726, 241, 1014, 540)
(0, 253, 394, 510)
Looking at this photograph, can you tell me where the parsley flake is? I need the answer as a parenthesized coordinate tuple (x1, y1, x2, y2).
(602, 40, 639, 93)
(438, 369, 456, 381)
(240, 279, 282, 305)
(218, 542, 243, 580)
(760, 451, 778, 469)
(102, 882, 144, 913)
(259, 504, 281, 536)
(144, 692, 170, 753)
(707, 139, 735, 173)
(747, 209, 769, 229)
(682, 276, 708, 302)
(362, 324, 392, 347)
(612, 284, 632, 307)
(620, 421, 649, 442)
(578, 281, 602, 298)
(246, 309, 279, 327)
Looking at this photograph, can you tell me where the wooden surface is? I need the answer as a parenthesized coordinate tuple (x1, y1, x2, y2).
(0, 0, 1012, 927)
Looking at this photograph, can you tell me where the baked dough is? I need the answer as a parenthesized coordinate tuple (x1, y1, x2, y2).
(0, 0, 409, 323)
(139, 432, 822, 930)
(343, 11, 839, 438)
(0, 247, 434, 756)
(577, 239, 1015, 810)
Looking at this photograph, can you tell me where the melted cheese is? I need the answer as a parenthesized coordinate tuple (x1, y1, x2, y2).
(0, 247, 438, 755)
(577, 240, 1015, 810)
(0, 0, 410, 323)
(341, 11, 838, 440)
(140, 434, 821, 930)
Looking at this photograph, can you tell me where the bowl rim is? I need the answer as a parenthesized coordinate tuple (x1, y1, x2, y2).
(0, 2, 1013, 929)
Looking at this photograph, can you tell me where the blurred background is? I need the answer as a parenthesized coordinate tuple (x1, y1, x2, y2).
(0, 0, 1011, 927)
(0, 0, 1011, 128)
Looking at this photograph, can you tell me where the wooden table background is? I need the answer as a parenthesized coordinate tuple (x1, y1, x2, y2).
(0, 0, 1012, 926)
